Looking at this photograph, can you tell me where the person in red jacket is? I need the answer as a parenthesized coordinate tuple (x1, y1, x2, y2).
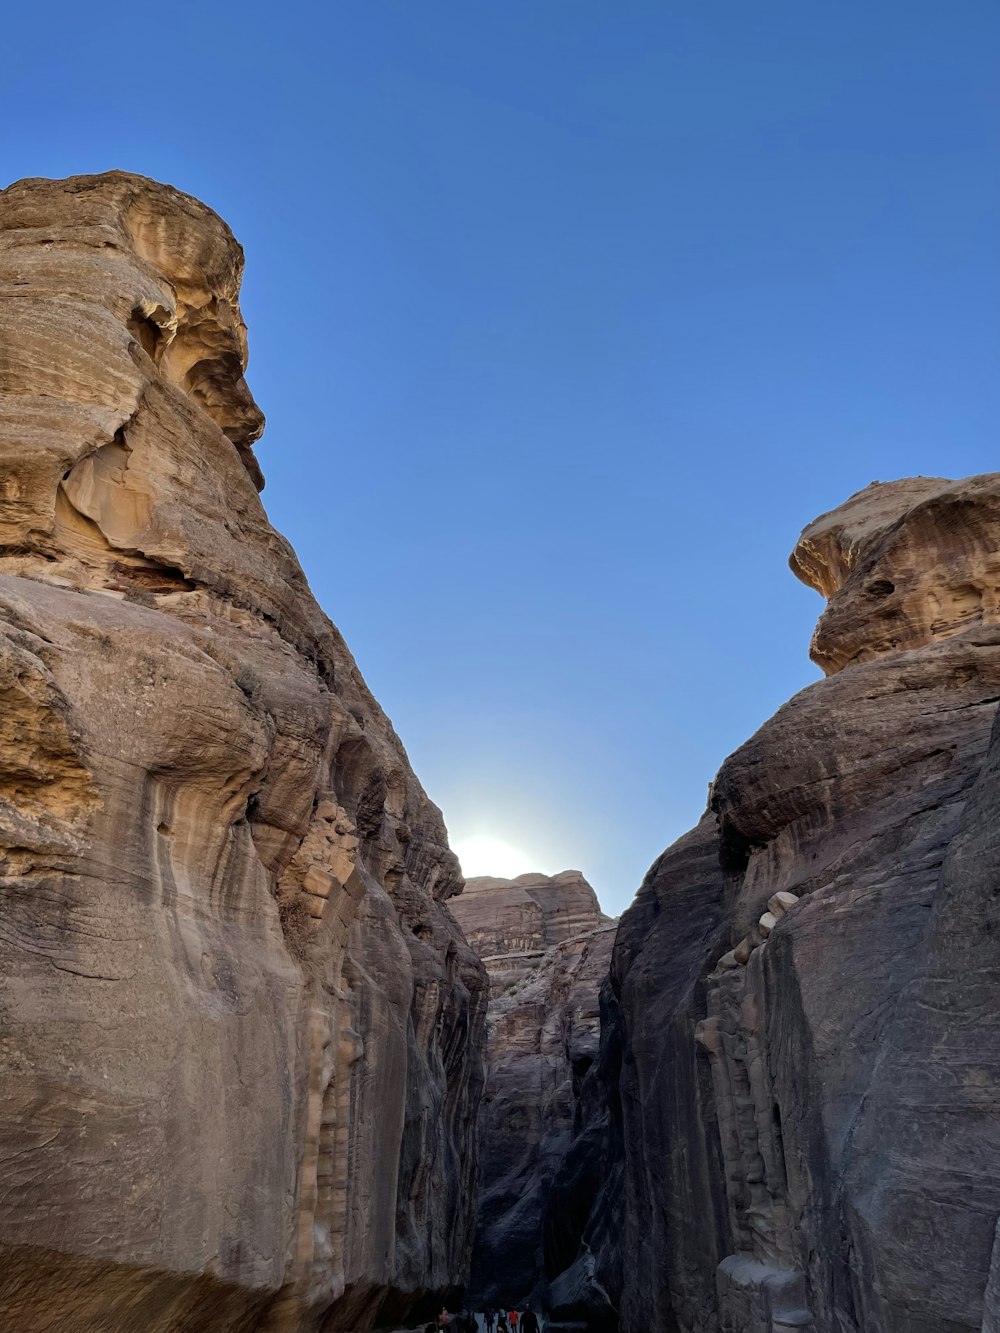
(508, 1311, 519, 1330)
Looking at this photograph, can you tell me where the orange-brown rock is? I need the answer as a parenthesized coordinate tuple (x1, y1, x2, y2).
(790, 474, 1000, 673)
(451, 872, 615, 1310)
(0, 171, 486, 1332)
(456, 869, 611, 991)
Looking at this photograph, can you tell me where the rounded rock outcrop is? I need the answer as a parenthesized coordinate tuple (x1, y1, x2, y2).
(0, 171, 486, 1332)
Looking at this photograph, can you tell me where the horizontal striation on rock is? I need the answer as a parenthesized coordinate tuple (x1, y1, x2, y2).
(451, 871, 616, 1312)
(0, 171, 487, 1333)
(548, 476, 1000, 1333)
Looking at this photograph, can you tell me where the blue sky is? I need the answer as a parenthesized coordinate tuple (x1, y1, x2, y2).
(5, 3, 999, 912)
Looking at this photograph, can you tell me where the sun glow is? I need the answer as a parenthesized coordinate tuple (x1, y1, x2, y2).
(454, 835, 536, 879)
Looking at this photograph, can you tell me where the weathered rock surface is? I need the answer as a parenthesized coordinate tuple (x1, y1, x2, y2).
(548, 477, 1000, 1332)
(0, 171, 487, 1332)
(456, 870, 611, 993)
(450, 873, 615, 1310)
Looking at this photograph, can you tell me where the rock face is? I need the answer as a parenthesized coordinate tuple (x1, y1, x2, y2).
(450, 872, 615, 1310)
(0, 171, 486, 1332)
(549, 477, 1000, 1332)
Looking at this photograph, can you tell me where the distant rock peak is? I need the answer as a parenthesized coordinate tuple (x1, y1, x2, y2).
(452, 871, 616, 1307)
(458, 869, 612, 981)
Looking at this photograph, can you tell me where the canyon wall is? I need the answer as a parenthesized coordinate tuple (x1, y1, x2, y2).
(450, 872, 615, 1311)
(0, 171, 487, 1332)
(549, 477, 1000, 1332)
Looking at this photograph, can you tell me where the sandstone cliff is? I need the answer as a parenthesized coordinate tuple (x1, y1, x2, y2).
(0, 171, 487, 1332)
(450, 872, 615, 1311)
(548, 477, 1000, 1332)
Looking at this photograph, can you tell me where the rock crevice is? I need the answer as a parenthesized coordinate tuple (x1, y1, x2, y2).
(450, 871, 615, 1312)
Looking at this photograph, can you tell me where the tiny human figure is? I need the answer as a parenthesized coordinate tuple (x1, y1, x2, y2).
(438, 1309, 450, 1328)
(484, 1311, 496, 1333)
(497, 1313, 509, 1333)
(520, 1309, 539, 1333)
(508, 1312, 519, 1331)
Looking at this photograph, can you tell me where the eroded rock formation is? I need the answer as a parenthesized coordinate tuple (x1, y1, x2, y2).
(549, 478, 1000, 1332)
(450, 872, 615, 1311)
(0, 171, 486, 1332)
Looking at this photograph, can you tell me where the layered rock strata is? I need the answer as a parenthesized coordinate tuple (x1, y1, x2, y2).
(450, 873, 615, 1310)
(548, 477, 1000, 1332)
(0, 171, 486, 1332)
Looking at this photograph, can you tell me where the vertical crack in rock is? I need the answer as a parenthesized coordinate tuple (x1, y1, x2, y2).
(450, 871, 616, 1313)
(0, 170, 486, 1332)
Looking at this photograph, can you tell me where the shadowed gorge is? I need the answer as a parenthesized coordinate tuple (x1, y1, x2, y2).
(450, 872, 615, 1314)
(0, 171, 486, 1332)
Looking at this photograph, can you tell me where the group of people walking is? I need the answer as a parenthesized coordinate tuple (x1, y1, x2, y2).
(431, 1307, 541, 1332)
(484, 1309, 540, 1333)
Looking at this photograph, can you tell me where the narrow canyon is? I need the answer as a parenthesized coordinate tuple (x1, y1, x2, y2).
(449, 871, 615, 1313)
(1, 172, 998, 1333)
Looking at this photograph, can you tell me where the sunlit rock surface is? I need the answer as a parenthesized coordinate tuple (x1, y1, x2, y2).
(0, 171, 487, 1332)
(549, 478, 1000, 1333)
(450, 872, 615, 1310)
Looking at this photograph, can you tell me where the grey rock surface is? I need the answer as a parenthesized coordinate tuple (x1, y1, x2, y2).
(450, 872, 615, 1310)
(549, 477, 1000, 1332)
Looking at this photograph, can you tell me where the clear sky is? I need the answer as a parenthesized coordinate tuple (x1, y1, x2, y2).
(4, 3, 999, 913)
